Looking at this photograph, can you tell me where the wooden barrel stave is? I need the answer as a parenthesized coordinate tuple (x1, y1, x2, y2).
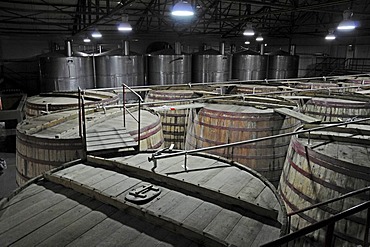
(279, 132, 370, 246)
(186, 104, 299, 186)
(145, 90, 197, 149)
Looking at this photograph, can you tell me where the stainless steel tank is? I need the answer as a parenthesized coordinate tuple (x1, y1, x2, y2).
(95, 49, 144, 88)
(232, 49, 268, 80)
(146, 49, 192, 85)
(192, 49, 231, 83)
(267, 49, 299, 79)
(39, 53, 94, 92)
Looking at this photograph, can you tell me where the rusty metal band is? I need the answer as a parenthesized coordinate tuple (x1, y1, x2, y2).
(15, 168, 32, 181)
(16, 150, 68, 166)
(193, 118, 297, 132)
(151, 139, 164, 149)
(16, 136, 83, 150)
(129, 123, 162, 141)
(281, 172, 367, 226)
(160, 112, 189, 118)
(292, 138, 370, 181)
(199, 107, 286, 121)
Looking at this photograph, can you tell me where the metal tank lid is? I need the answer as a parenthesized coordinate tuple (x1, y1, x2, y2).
(193, 49, 221, 55)
(94, 48, 140, 56)
(267, 49, 292, 56)
(233, 49, 260, 55)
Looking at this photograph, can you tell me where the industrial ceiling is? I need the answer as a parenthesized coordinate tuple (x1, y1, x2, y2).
(0, 0, 369, 41)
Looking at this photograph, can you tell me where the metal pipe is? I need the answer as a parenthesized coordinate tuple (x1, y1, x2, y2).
(138, 100, 141, 152)
(122, 83, 144, 102)
(149, 117, 370, 162)
(219, 42, 225, 55)
(124, 40, 130, 56)
(65, 40, 73, 57)
(174, 42, 181, 55)
(123, 84, 126, 128)
(260, 43, 265, 55)
(290, 44, 296, 56)
(78, 87, 82, 137)
(288, 186, 370, 217)
(261, 201, 370, 247)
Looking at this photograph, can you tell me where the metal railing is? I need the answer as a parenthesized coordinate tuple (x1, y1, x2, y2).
(261, 186, 370, 247)
(148, 116, 370, 170)
(122, 83, 144, 152)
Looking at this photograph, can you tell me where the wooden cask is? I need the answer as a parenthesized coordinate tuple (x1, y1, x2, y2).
(230, 85, 280, 95)
(279, 125, 370, 246)
(185, 103, 299, 186)
(303, 97, 370, 122)
(25, 90, 119, 118)
(145, 90, 198, 150)
(16, 108, 163, 185)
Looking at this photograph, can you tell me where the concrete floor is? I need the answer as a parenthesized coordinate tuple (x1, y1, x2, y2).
(0, 124, 17, 199)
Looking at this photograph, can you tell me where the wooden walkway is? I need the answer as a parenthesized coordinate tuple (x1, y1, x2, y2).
(0, 152, 286, 246)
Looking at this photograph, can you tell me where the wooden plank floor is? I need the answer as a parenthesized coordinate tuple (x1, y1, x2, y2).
(0, 152, 285, 246)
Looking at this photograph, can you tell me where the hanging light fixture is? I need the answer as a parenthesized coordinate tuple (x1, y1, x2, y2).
(171, 1, 194, 17)
(91, 29, 102, 38)
(83, 36, 91, 43)
(243, 23, 255, 36)
(256, 34, 264, 41)
(118, 15, 132, 32)
(244, 41, 250, 45)
(325, 29, 336, 40)
(337, 9, 356, 30)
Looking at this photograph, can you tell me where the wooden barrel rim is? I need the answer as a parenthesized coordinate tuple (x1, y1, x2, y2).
(308, 98, 370, 108)
(194, 118, 297, 132)
(17, 132, 83, 147)
(199, 107, 287, 121)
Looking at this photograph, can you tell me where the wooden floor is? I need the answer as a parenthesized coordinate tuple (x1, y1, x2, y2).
(0, 152, 286, 246)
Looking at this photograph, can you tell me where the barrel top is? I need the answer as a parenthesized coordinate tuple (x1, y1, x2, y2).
(17, 108, 159, 139)
(296, 124, 370, 168)
(204, 103, 274, 114)
(0, 151, 286, 246)
(310, 97, 368, 104)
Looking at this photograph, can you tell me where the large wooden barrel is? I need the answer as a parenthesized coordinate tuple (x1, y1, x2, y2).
(279, 124, 370, 246)
(145, 90, 198, 150)
(303, 97, 370, 122)
(185, 103, 299, 186)
(25, 90, 119, 117)
(293, 82, 339, 90)
(16, 108, 163, 185)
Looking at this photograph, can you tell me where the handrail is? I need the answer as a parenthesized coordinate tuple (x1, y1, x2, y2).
(122, 83, 143, 152)
(148, 116, 370, 164)
(261, 201, 370, 247)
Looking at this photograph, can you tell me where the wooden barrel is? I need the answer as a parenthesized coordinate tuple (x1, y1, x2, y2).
(344, 76, 370, 84)
(16, 108, 163, 185)
(303, 97, 370, 122)
(185, 103, 299, 186)
(293, 82, 339, 90)
(279, 125, 370, 246)
(25, 90, 119, 117)
(145, 90, 198, 150)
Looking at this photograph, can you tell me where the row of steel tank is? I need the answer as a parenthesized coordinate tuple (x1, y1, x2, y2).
(39, 41, 299, 92)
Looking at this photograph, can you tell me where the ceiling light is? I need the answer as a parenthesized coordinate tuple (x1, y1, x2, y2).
(256, 34, 263, 42)
(244, 41, 250, 45)
(91, 29, 102, 38)
(243, 23, 254, 36)
(118, 15, 132, 32)
(171, 1, 194, 17)
(325, 29, 336, 40)
(337, 10, 356, 30)
(83, 36, 91, 43)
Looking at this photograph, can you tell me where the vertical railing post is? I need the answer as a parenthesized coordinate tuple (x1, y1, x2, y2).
(78, 87, 82, 137)
(81, 92, 87, 160)
(137, 99, 141, 152)
(123, 83, 126, 128)
(324, 222, 335, 247)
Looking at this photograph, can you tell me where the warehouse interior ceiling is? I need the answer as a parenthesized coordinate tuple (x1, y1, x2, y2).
(0, 0, 369, 42)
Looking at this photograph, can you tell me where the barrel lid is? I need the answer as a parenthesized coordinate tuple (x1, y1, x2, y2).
(95, 48, 140, 56)
(268, 49, 291, 56)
